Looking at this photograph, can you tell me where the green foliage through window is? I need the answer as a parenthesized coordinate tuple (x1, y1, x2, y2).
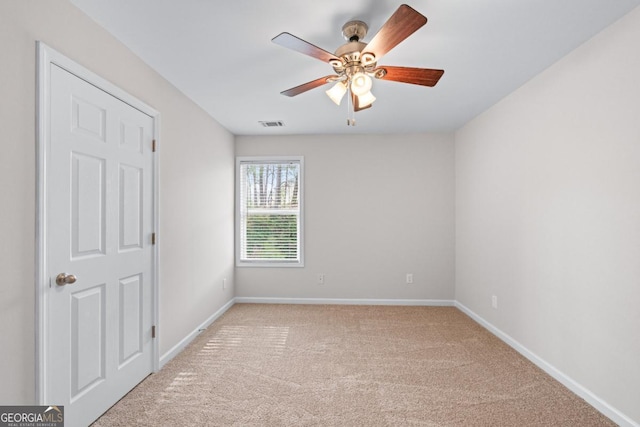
(246, 215, 298, 259)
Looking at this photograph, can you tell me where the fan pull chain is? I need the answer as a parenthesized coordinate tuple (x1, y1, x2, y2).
(347, 87, 356, 126)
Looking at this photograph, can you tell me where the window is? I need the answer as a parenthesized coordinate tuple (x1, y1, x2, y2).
(236, 157, 303, 267)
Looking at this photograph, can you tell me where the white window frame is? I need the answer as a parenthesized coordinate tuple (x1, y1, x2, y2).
(235, 156, 304, 267)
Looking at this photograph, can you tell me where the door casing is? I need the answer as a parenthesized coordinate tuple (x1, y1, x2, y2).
(35, 41, 160, 404)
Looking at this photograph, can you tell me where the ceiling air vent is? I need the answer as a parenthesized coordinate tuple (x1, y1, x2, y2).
(259, 120, 285, 128)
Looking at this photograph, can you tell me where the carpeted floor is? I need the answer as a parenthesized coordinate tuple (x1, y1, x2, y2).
(93, 304, 614, 426)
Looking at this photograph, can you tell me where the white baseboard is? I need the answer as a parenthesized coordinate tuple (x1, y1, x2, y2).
(159, 298, 235, 368)
(455, 302, 639, 427)
(234, 297, 456, 306)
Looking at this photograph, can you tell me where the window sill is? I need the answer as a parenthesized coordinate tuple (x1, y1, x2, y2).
(236, 261, 304, 268)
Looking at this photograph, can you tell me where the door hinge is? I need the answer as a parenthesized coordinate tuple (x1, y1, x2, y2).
(152, 232, 156, 245)
(152, 325, 156, 339)
(152, 139, 156, 152)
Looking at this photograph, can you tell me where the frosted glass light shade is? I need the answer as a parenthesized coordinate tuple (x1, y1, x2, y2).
(326, 81, 347, 105)
(351, 72, 372, 96)
(357, 90, 376, 108)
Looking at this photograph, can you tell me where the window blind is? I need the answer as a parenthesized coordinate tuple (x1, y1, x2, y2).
(238, 160, 301, 264)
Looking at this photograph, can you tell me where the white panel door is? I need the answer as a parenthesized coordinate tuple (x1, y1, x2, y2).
(47, 64, 154, 427)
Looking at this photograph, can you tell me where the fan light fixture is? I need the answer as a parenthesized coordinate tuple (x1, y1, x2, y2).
(356, 90, 376, 108)
(351, 72, 372, 96)
(326, 81, 347, 105)
(325, 75, 376, 111)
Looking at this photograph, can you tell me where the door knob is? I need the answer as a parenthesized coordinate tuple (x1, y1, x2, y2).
(56, 273, 77, 286)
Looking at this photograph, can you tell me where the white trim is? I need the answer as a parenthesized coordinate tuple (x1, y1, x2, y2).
(151, 115, 161, 373)
(35, 41, 161, 403)
(159, 298, 236, 368)
(38, 43, 158, 115)
(455, 302, 639, 427)
(234, 297, 456, 306)
(35, 40, 51, 406)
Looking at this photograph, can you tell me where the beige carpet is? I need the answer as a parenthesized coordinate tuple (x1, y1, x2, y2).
(93, 304, 614, 426)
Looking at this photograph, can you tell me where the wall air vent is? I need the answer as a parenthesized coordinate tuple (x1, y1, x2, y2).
(259, 120, 285, 128)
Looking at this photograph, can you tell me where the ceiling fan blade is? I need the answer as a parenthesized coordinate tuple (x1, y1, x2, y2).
(362, 5, 427, 63)
(375, 66, 444, 87)
(281, 75, 339, 97)
(272, 32, 339, 63)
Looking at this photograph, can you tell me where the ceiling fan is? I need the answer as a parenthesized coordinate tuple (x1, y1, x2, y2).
(272, 4, 444, 125)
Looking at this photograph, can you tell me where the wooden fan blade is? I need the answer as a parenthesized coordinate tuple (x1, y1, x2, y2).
(272, 32, 339, 63)
(375, 66, 444, 87)
(281, 75, 339, 97)
(362, 5, 427, 63)
(351, 92, 373, 112)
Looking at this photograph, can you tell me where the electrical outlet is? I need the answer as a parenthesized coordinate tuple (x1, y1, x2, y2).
(223, 278, 227, 290)
(406, 273, 413, 284)
(492, 295, 498, 309)
(318, 274, 325, 285)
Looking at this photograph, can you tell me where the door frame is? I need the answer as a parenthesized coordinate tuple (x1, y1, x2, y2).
(35, 41, 160, 404)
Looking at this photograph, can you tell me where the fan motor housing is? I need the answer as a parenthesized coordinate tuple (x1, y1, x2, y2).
(335, 41, 366, 62)
(341, 20, 368, 41)
(333, 42, 377, 75)
(332, 20, 378, 74)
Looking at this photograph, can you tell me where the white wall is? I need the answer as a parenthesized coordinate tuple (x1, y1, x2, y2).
(235, 133, 455, 302)
(0, 0, 235, 404)
(455, 6, 640, 424)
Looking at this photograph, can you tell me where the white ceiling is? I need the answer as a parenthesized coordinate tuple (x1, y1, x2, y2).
(70, 0, 639, 136)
